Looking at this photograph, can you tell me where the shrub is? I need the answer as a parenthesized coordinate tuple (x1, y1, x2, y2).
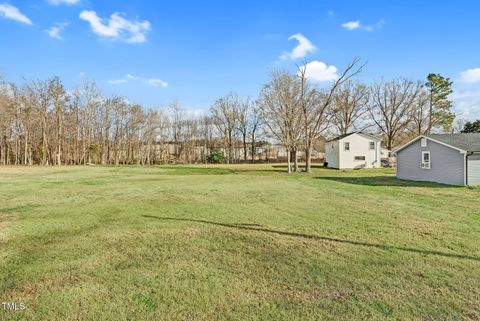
(88, 144, 101, 163)
(206, 149, 225, 163)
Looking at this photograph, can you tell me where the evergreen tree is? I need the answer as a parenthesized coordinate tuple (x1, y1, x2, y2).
(461, 120, 480, 133)
(425, 73, 455, 133)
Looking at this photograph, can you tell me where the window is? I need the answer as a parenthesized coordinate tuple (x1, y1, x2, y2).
(355, 156, 366, 161)
(421, 138, 427, 147)
(344, 142, 350, 151)
(369, 142, 375, 150)
(421, 151, 430, 169)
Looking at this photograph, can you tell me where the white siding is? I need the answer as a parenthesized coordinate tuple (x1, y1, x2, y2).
(467, 154, 480, 186)
(325, 141, 339, 168)
(338, 134, 381, 169)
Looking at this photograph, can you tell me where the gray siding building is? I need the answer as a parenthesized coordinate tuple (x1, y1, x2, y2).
(395, 134, 480, 186)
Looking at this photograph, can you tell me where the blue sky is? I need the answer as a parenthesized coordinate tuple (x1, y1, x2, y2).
(1, 0, 480, 119)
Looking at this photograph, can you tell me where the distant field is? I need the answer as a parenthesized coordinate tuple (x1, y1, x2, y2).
(0, 165, 479, 321)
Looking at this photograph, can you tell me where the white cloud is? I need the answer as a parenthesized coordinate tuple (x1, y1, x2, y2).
(451, 90, 480, 120)
(47, 0, 80, 4)
(147, 79, 168, 87)
(301, 60, 338, 82)
(341, 20, 360, 30)
(126, 74, 138, 80)
(0, 3, 32, 25)
(460, 68, 480, 83)
(342, 20, 384, 32)
(280, 33, 316, 60)
(108, 74, 168, 87)
(46, 22, 68, 40)
(79, 10, 151, 43)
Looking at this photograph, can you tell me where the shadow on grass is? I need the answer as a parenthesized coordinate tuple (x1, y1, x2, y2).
(159, 166, 289, 175)
(159, 166, 239, 175)
(272, 164, 324, 169)
(142, 215, 480, 262)
(315, 176, 458, 188)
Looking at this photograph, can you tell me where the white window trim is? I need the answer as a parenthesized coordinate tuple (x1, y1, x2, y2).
(421, 151, 430, 169)
(344, 142, 350, 151)
(369, 142, 375, 150)
(421, 138, 427, 147)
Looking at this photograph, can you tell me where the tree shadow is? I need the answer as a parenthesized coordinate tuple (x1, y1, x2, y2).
(315, 176, 459, 188)
(142, 216, 480, 262)
(159, 165, 289, 175)
(272, 164, 324, 169)
(236, 168, 290, 174)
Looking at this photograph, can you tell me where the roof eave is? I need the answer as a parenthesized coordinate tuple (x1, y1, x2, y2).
(327, 131, 381, 143)
(394, 135, 468, 154)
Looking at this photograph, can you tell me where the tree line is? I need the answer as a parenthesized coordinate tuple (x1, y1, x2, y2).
(0, 77, 265, 166)
(0, 60, 456, 170)
(257, 60, 455, 172)
(461, 119, 480, 133)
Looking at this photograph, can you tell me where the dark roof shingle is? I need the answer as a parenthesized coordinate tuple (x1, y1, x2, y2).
(427, 133, 480, 152)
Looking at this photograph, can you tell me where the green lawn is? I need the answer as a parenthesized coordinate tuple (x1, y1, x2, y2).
(0, 165, 479, 321)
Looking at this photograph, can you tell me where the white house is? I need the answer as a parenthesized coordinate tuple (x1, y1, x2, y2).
(380, 147, 391, 159)
(325, 132, 381, 169)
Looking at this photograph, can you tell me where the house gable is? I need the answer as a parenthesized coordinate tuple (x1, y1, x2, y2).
(394, 135, 467, 154)
(396, 138, 466, 185)
(336, 133, 380, 169)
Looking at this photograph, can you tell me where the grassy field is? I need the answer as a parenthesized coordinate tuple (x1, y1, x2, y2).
(0, 164, 479, 321)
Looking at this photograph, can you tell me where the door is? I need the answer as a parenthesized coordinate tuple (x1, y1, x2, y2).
(468, 154, 480, 186)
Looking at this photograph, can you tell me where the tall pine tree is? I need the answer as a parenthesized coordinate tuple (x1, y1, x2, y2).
(425, 73, 455, 133)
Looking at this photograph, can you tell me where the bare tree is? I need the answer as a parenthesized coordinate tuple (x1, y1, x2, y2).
(169, 100, 185, 161)
(331, 81, 369, 135)
(27, 79, 52, 165)
(9, 83, 22, 165)
(199, 115, 214, 163)
(236, 97, 252, 162)
(211, 92, 239, 164)
(78, 81, 102, 164)
(1, 65, 447, 167)
(19, 86, 35, 165)
(368, 78, 422, 149)
(258, 70, 302, 173)
(0, 82, 15, 165)
(298, 58, 364, 173)
(452, 118, 467, 134)
(49, 76, 68, 165)
(248, 103, 262, 162)
(410, 87, 430, 135)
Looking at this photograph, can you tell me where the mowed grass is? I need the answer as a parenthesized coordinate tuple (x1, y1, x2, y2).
(0, 165, 479, 321)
